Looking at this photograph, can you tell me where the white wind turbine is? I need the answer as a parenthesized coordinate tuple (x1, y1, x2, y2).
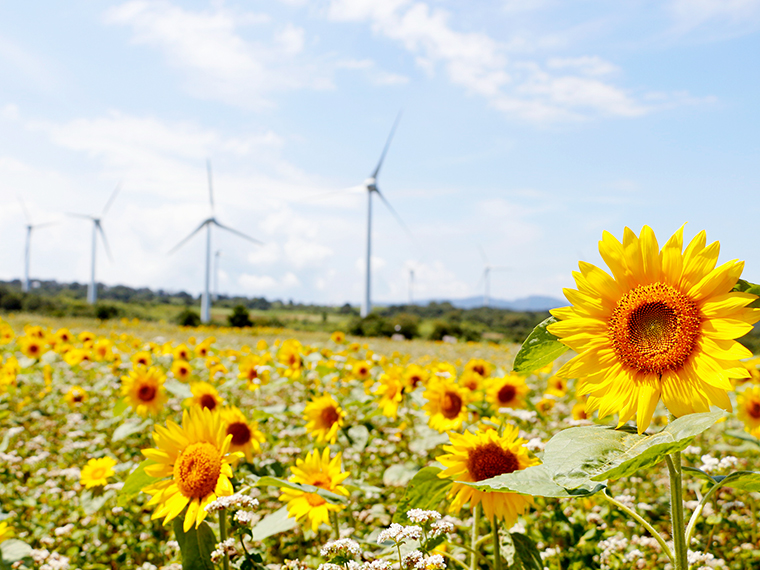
(169, 161, 262, 324)
(477, 245, 510, 308)
(68, 184, 121, 304)
(18, 198, 56, 293)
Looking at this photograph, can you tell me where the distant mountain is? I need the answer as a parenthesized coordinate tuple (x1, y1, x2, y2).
(415, 295, 566, 312)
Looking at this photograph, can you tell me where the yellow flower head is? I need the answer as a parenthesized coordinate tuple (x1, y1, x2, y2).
(78, 330, 96, 345)
(184, 382, 224, 412)
(737, 385, 760, 438)
(303, 394, 346, 444)
(278, 339, 303, 377)
(548, 225, 760, 433)
(374, 368, 405, 419)
(173, 343, 191, 361)
(0, 324, 15, 345)
(423, 379, 470, 433)
(330, 331, 346, 344)
(0, 521, 14, 543)
(80, 456, 117, 488)
(63, 348, 92, 367)
(403, 364, 429, 390)
(572, 398, 590, 421)
(238, 355, 270, 391)
(64, 385, 88, 406)
(121, 366, 168, 417)
(546, 376, 568, 397)
(141, 406, 239, 531)
(92, 339, 114, 361)
(437, 425, 539, 524)
(486, 375, 529, 410)
(19, 335, 46, 359)
(194, 340, 214, 359)
(351, 360, 373, 382)
(464, 358, 493, 379)
(132, 351, 153, 367)
(279, 448, 349, 532)
(220, 406, 266, 462)
(171, 360, 193, 382)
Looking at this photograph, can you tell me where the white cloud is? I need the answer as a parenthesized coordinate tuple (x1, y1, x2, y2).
(283, 237, 334, 268)
(238, 273, 279, 291)
(668, 0, 760, 36)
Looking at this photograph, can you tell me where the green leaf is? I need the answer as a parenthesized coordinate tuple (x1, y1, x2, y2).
(250, 505, 298, 541)
(118, 459, 159, 507)
(731, 279, 760, 308)
(112, 418, 152, 442)
(725, 430, 760, 448)
(510, 533, 543, 570)
(173, 519, 216, 570)
(165, 378, 193, 399)
(255, 476, 347, 503)
(715, 471, 760, 492)
(683, 466, 718, 484)
(393, 466, 453, 524)
(0, 539, 32, 565)
(465, 464, 604, 498)
(512, 316, 569, 374)
(112, 398, 130, 417)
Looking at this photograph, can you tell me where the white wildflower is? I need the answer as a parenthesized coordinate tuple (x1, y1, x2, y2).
(407, 509, 441, 524)
(416, 554, 445, 570)
(320, 538, 362, 558)
(429, 521, 454, 538)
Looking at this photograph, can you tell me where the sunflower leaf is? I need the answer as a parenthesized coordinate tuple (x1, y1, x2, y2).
(250, 505, 298, 541)
(255, 476, 347, 503)
(464, 464, 604, 498)
(731, 279, 760, 308)
(512, 316, 568, 374)
(392, 466, 453, 524)
(112, 418, 152, 442)
(0, 539, 32, 566)
(714, 471, 760, 492)
(118, 459, 158, 507)
(683, 466, 718, 484)
(173, 519, 216, 570)
(510, 533, 543, 570)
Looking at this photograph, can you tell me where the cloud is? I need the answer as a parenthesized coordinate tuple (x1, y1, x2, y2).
(668, 0, 760, 37)
(238, 272, 300, 291)
(283, 237, 334, 268)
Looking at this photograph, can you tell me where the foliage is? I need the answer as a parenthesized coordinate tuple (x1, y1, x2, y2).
(228, 305, 254, 328)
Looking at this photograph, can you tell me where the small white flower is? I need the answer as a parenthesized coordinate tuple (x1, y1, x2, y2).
(407, 509, 441, 524)
(320, 538, 362, 558)
(429, 521, 454, 538)
(415, 554, 446, 570)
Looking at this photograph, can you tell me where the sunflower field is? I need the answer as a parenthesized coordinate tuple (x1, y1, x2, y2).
(2, 227, 760, 570)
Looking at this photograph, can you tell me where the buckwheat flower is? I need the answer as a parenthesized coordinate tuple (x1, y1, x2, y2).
(429, 520, 454, 538)
(364, 560, 392, 570)
(53, 524, 74, 537)
(717, 456, 738, 470)
(700, 455, 720, 473)
(210, 538, 236, 563)
(378, 523, 405, 544)
(234, 510, 258, 525)
(320, 538, 362, 558)
(406, 509, 441, 524)
(205, 494, 259, 513)
(402, 551, 424, 570)
(317, 564, 343, 570)
(416, 554, 445, 570)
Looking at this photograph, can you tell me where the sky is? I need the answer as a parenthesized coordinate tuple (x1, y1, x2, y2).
(1, 0, 759, 307)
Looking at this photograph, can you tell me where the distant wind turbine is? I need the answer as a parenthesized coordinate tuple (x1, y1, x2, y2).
(213, 250, 222, 301)
(68, 184, 121, 304)
(169, 161, 262, 324)
(18, 198, 56, 293)
(408, 267, 415, 305)
(477, 245, 510, 308)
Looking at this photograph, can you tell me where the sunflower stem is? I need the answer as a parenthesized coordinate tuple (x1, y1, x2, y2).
(470, 504, 480, 570)
(602, 490, 673, 564)
(685, 478, 727, 547)
(491, 515, 502, 570)
(219, 510, 231, 570)
(330, 510, 341, 540)
(666, 452, 688, 570)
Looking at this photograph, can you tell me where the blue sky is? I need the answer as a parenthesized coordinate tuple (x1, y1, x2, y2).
(1, 0, 759, 306)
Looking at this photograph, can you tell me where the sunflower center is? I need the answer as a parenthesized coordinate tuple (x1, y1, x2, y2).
(320, 405, 340, 428)
(472, 365, 486, 376)
(608, 283, 701, 375)
(306, 493, 326, 506)
(137, 384, 157, 402)
(441, 392, 463, 419)
(467, 442, 519, 481)
(174, 442, 222, 499)
(227, 421, 252, 446)
(748, 401, 760, 420)
(199, 394, 217, 410)
(409, 375, 422, 387)
(497, 384, 517, 405)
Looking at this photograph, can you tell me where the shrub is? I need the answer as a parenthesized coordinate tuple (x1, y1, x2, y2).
(228, 305, 253, 328)
(177, 309, 201, 327)
(348, 313, 395, 338)
(95, 303, 121, 320)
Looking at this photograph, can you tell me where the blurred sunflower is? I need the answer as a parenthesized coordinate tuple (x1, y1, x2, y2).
(80, 456, 117, 488)
(374, 369, 404, 419)
(0, 521, 13, 543)
(536, 397, 556, 414)
(486, 375, 529, 410)
(121, 366, 168, 417)
(173, 343, 191, 361)
(171, 360, 193, 382)
(351, 360, 373, 383)
(19, 336, 46, 359)
(78, 331, 96, 346)
(737, 386, 760, 438)
(195, 340, 214, 358)
(423, 380, 470, 433)
(572, 398, 590, 421)
(459, 370, 483, 392)
(220, 406, 266, 462)
(548, 225, 760, 433)
(464, 358, 493, 379)
(0, 324, 14, 345)
(141, 407, 239, 531)
(279, 448, 349, 532)
(92, 339, 114, 361)
(278, 339, 304, 378)
(185, 382, 224, 411)
(545, 376, 568, 397)
(54, 328, 73, 344)
(330, 331, 346, 344)
(238, 355, 270, 390)
(303, 394, 345, 444)
(63, 348, 91, 367)
(437, 425, 539, 525)
(132, 350, 153, 367)
(403, 364, 429, 390)
(64, 385, 88, 406)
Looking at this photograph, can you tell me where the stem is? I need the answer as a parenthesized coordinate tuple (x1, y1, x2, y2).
(666, 452, 688, 570)
(330, 510, 341, 540)
(438, 549, 473, 570)
(396, 543, 404, 570)
(685, 480, 725, 547)
(491, 515, 502, 570)
(470, 504, 480, 570)
(219, 511, 231, 570)
(603, 490, 673, 564)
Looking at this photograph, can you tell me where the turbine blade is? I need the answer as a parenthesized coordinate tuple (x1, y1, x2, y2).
(212, 219, 264, 246)
(101, 183, 122, 217)
(17, 196, 31, 224)
(371, 111, 402, 180)
(168, 220, 209, 254)
(207, 159, 215, 214)
(477, 244, 489, 265)
(375, 189, 416, 244)
(96, 222, 113, 262)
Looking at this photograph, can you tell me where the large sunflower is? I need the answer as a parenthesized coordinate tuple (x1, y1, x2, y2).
(141, 407, 239, 531)
(121, 366, 168, 417)
(303, 394, 346, 444)
(548, 226, 759, 433)
(184, 381, 224, 411)
(279, 448, 349, 532)
(423, 379, 470, 433)
(437, 425, 539, 525)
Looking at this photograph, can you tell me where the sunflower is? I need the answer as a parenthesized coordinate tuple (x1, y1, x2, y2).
(19, 336, 46, 359)
(80, 456, 117, 488)
(351, 360, 373, 383)
(220, 406, 266, 462)
(141, 407, 239, 531)
(437, 425, 539, 524)
(403, 364, 429, 390)
(737, 386, 760, 438)
(423, 379, 470, 433)
(546, 376, 568, 397)
(486, 375, 529, 410)
(374, 369, 404, 419)
(184, 382, 224, 411)
(330, 331, 346, 344)
(64, 385, 88, 406)
(171, 360, 193, 382)
(121, 366, 168, 417)
(0, 521, 13, 543)
(572, 399, 589, 421)
(63, 348, 91, 366)
(459, 371, 483, 392)
(303, 394, 346, 444)
(173, 344, 191, 361)
(132, 351, 153, 367)
(279, 448, 349, 532)
(278, 339, 304, 378)
(237, 355, 270, 390)
(548, 225, 760, 433)
(464, 358, 493, 379)
(92, 339, 114, 361)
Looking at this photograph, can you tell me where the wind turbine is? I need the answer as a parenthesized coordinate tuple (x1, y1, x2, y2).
(408, 267, 415, 305)
(18, 199, 56, 293)
(169, 161, 262, 324)
(477, 245, 510, 308)
(68, 184, 121, 304)
(213, 250, 222, 301)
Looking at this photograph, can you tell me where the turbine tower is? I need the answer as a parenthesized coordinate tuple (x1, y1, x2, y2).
(18, 199, 55, 293)
(169, 161, 262, 324)
(69, 184, 121, 304)
(477, 245, 510, 308)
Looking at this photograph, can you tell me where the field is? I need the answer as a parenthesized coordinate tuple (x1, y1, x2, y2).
(0, 312, 759, 570)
